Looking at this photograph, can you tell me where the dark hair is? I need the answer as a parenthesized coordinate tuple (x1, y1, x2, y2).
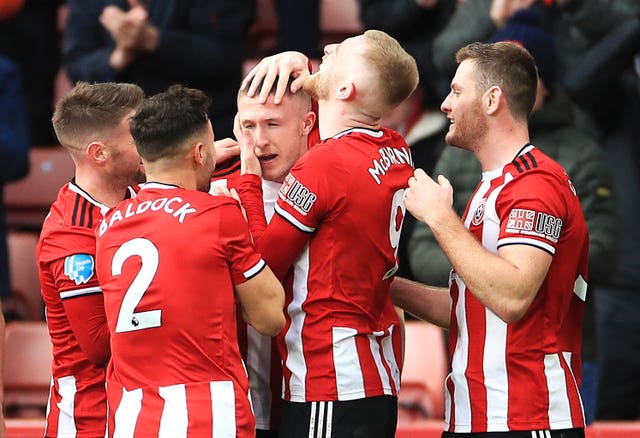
(130, 84, 210, 162)
(52, 82, 144, 148)
(456, 41, 538, 120)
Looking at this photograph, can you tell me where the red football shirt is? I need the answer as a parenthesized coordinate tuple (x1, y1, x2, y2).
(445, 145, 588, 432)
(96, 183, 266, 437)
(241, 127, 414, 402)
(37, 181, 124, 437)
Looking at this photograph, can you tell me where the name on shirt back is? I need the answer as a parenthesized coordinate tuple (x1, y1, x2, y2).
(98, 196, 196, 236)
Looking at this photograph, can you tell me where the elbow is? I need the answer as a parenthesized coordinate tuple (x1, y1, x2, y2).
(251, 312, 285, 337)
(496, 301, 530, 324)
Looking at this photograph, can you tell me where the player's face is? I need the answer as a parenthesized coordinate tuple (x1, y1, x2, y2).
(303, 35, 365, 101)
(107, 110, 145, 185)
(237, 94, 310, 183)
(440, 60, 488, 152)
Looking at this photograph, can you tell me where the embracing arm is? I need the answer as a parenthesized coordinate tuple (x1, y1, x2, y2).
(391, 276, 451, 328)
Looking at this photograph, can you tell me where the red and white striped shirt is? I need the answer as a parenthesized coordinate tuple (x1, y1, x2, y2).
(445, 145, 588, 432)
(242, 127, 413, 402)
(96, 183, 265, 437)
(37, 181, 120, 438)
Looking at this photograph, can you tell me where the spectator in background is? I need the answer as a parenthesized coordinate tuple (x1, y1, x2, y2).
(593, 38, 640, 421)
(408, 10, 616, 424)
(0, 55, 30, 301)
(274, 0, 321, 58)
(359, 0, 455, 107)
(63, 0, 254, 140)
(431, 0, 640, 135)
(0, 0, 63, 145)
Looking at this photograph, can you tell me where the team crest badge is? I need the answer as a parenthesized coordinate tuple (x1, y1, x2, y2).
(64, 254, 95, 285)
(471, 198, 487, 226)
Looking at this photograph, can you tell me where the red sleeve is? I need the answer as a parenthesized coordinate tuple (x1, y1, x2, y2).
(49, 257, 110, 366)
(238, 174, 268, 241)
(256, 215, 310, 280)
(238, 174, 310, 280)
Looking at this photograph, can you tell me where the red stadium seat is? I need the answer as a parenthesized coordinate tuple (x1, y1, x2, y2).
(320, 0, 363, 45)
(7, 230, 43, 320)
(4, 146, 74, 230)
(3, 321, 52, 418)
(399, 321, 448, 423)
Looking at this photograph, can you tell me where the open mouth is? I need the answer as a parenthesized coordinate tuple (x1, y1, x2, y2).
(258, 154, 277, 163)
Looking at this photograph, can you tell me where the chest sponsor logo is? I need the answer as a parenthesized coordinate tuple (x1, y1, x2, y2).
(506, 208, 562, 242)
(279, 174, 317, 215)
(471, 198, 487, 226)
(64, 253, 95, 285)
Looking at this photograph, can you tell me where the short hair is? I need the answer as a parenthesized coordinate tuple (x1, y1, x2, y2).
(237, 75, 311, 110)
(52, 82, 144, 149)
(362, 30, 419, 110)
(456, 41, 538, 120)
(130, 84, 210, 162)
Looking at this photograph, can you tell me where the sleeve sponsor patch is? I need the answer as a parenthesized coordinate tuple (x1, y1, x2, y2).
(279, 174, 317, 216)
(64, 253, 95, 285)
(505, 208, 562, 243)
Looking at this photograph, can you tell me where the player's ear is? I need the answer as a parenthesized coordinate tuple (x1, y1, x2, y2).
(336, 82, 355, 101)
(302, 111, 316, 135)
(485, 85, 501, 115)
(86, 141, 107, 164)
(193, 142, 205, 166)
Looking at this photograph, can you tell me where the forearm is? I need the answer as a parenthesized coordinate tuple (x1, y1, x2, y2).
(429, 211, 544, 323)
(391, 276, 450, 328)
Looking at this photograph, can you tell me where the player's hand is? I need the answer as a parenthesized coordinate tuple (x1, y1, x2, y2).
(239, 128, 262, 177)
(241, 51, 311, 104)
(404, 169, 454, 226)
(212, 186, 247, 220)
(214, 137, 240, 164)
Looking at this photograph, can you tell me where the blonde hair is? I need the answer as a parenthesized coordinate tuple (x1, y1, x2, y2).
(362, 30, 419, 110)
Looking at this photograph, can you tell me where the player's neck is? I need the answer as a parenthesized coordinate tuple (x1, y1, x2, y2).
(144, 169, 197, 191)
(476, 119, 530, 171)
(317, 103, 381, 140)
(74, 171, 131, 208)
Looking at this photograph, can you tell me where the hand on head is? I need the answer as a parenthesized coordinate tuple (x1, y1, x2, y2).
(241, 51, 311, 104)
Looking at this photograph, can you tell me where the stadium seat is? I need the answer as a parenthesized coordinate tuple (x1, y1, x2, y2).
(3, 321, 52, 418)
(4, 146, 74, 230)
(319, 0, 363, 45)
(399, 321, 448, 423)
(7, 230, 43, 321)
